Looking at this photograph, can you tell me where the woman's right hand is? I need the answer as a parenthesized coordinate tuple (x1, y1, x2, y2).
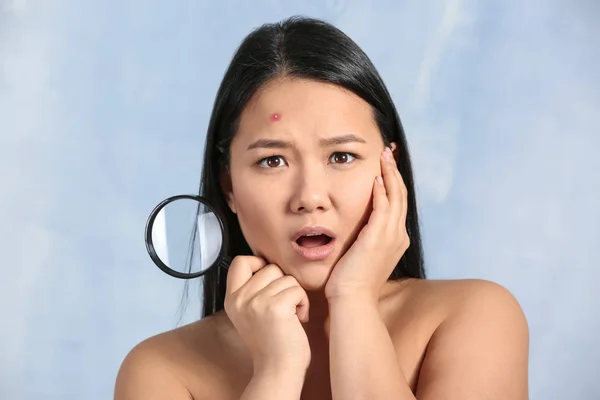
(224, 256, 312, 374)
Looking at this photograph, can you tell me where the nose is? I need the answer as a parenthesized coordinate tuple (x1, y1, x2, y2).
(290, 164, 332, 214)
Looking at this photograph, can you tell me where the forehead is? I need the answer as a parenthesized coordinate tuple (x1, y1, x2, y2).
(235, 78, 378, 141)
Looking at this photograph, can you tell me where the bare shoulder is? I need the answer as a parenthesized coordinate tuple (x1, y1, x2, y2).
(114, 314, 237, 400)
(406, 277, 527, 314)
(404, 278, 530, 399)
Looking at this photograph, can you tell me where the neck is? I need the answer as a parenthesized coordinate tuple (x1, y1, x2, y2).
(300, 289, 332, 385)
(302, 290, 332, 343)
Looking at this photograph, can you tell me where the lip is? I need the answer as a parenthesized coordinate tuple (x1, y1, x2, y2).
(291, 226, 337, 261)
(291, 226, 337, 242)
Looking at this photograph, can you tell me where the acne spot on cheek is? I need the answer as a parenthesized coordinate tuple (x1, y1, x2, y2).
(269, 112, 282, 122)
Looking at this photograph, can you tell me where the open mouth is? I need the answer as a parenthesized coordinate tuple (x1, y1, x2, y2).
(291, 227, 336, 261)
(295, 234, 333, 248)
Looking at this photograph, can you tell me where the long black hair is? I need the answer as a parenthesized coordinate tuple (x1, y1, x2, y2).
(196, 16, 426, 318)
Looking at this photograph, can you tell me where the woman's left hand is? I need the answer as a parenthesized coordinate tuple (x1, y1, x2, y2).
(324, 147, 410, 302)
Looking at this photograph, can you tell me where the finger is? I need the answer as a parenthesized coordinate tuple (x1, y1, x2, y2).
(393, 161, 409, 223)
(226, 256, 268, 294)
(273, 285, 310, 323)
(257, 275, 300, 298)
(372, 151, 391, 214)
(358, 177, 387, 243)
(398, 173, 408, 222)
(242, 263, 285, 294)
(381, 147, 403, 217)
(372, 174, 388, 212)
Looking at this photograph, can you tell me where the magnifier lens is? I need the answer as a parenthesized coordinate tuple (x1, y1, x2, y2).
(145, 195, 227, 279)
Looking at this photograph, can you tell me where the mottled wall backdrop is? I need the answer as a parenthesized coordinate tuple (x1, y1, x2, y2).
(1, 1, 598, 399)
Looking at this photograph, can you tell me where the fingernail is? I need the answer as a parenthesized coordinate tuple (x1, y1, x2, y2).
(377, 176, 383, 185)
(384, 147, 393, 163)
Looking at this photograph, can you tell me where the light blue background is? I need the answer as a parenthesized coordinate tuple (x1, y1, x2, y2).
(1, 1, 599, 399)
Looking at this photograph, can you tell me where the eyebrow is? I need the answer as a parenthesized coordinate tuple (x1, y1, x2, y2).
(246, 134, 367, 150)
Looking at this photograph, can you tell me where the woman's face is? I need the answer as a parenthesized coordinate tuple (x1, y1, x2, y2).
(224, 78, 391, 291)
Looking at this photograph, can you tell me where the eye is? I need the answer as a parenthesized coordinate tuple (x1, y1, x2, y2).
(329, 152, 357, 164)
(258, 155, 287, 168)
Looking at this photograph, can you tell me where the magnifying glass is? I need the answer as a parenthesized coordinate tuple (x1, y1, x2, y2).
(144, 194, 231, 279)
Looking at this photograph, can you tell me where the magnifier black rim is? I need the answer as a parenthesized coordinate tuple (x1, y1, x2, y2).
(145, 194, 229, 279)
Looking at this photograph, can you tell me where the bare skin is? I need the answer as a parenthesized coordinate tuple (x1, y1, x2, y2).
(114, 78, 529, 399)
(114, 278, 528, 399)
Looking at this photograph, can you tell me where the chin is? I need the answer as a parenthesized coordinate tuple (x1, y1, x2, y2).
(287, 260, 335, 292)
(297, 276, 328, 292)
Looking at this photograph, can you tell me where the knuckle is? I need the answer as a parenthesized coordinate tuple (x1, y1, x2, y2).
(399, 234, 410, 251)
(248, 296, 263, 313)
(228, 256, 244, 271)
(280, 274, 298, 286)
(231, 295, 244, 312)
(224, 293, 242, 314)
(266, 264, 285, 277)
(265, 300, 287, 316)
(231, 255, 246, 264)
(267, 263, 283, 271)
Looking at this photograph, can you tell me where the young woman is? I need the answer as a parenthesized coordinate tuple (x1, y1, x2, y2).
(115, 16, 529, 400)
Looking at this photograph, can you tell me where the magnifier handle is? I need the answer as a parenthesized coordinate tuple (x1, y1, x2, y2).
(219, 256, 232, 270)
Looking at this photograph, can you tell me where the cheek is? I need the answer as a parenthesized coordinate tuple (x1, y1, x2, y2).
(332, 168, 377, 222)
(231, 174, 284, 252)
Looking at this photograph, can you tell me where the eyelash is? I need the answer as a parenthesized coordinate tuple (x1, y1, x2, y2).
(257, 152, 360, 168)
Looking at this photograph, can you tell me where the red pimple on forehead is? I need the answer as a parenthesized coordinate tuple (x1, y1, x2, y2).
(269, 112, 282, 122)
